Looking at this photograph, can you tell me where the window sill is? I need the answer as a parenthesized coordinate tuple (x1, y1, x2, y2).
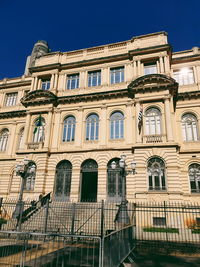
(109, 138, 125, 142)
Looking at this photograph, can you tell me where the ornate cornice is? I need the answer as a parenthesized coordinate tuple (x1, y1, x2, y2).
(177, 91, 200, 101)
(21, 90, 57, 107)
(128, 74, 178, 96)
(0, 80, 31, 90)
(0, 110, 26, 119)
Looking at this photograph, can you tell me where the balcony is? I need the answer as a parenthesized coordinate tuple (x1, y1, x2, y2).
(143, 134, 166, 144)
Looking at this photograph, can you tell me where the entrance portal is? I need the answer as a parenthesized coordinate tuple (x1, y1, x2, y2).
(81, 159, 98, 202)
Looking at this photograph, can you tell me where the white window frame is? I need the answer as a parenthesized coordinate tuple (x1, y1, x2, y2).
(145, 108, 161, 135)
(86, 114, 99, 141)
(0, 129, 9, 151)
(88, 70, 101, 87)
(144, 62, 157, 75)
(63, 116, 76, 142)
(66, 74, 79, 90)
(5, 92, 18, 107)
(173, 67, 195, 86)
(110, 67, 124, 84)
(41, 79, 51, 90)
(110, 112, 124, 139)
(182, 114, 198, 141)
(32, 118, 45, 143)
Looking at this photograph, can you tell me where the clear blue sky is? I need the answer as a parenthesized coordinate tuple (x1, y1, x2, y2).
(1, 0, 200, 80)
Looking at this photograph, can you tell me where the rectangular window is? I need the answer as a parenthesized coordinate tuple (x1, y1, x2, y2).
(173, 68, 195, 85)
(88, 70, 101, 87)
(5, 92, 18, 106)
(144, 62, 157, 75)
(67, 74, 79, 90)
(41, 79, 50, 90)
(153, 217, 166, 226)
(110, 67, 124, 84)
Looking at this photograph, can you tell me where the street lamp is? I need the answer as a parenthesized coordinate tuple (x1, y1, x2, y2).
(12, 158, 36, 227)
(111, 154, 136, 227)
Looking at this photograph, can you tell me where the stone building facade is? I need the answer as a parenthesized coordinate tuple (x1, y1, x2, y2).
(0, 31, 200, 203)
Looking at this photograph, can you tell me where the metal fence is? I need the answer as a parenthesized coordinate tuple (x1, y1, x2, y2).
(1, 198, 200, 259)
(0, 231, 101, 267)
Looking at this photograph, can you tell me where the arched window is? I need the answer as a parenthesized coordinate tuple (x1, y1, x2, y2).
(63, 116, 76, 142)
(0, 129, 9, 151)
(54, 161, 72, 200)
(86, 114, 99, 141)
(182, 113, 198, 141)
(24, 162, 36, 191)
(33, 116, 45, 143)
(110, 111, 124, 139)
(107, 158, 122, 201)
(148, 157, 166, 191)
(18, 128, 24, 150)
(145, 108, 161, 135)
(189, 163, 200, 193)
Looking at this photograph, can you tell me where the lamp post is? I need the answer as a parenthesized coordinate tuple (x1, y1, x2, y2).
(12, 158, 36, 228)
(111, 154, 136, 227)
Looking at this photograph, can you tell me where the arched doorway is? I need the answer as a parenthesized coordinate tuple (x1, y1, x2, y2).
(107, 158, 122, 202)
(54, 160, 72, 201)
(80, 159, 98, 202)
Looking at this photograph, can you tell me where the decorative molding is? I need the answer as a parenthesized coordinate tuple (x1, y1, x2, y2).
(21, 90, 57, 107)
(128, 74, 178, 96)
(0, 110, 26, 119)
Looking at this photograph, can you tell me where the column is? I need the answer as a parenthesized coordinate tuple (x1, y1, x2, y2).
(159, 57, 164, 73)
(137, 60, 141, 76)
(51, 111, 61, 150)
(8, 123, 17, 156)
(140, 62, 144, 76)
(101, 67, 107, 86)
(135, 101, 142, 143)
(100, 105, 107, 146)
(133, 60, 137, 78)
(33, 77, 38, 90)
(125, 63, 133, 82)
(44, 111, 53, 148)
(156, 61, 160, 74)
(30, 77, 35, 91)
(54, 73, 58, 89)
(79, 71, 85, 89)
(164, 56, 170, 75)
(75, 108, 83, 147)
(23, 113, 31, 148)
(164, 98, 173, 142)
(126, 102, 133, 144)
(50, 74, 55, 89)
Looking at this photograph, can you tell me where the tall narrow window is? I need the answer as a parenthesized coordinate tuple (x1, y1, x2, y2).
(182, 113, 198, 141)
(67, 74, 79, 89)
(148, 157, 166, 191)
(33, 116, 45, 143)
(145, 108, 161, 135)
(110, 67, 124, 84)
(41, 78, 50, 90)
(88, 70, 101, 87)
(86, 114, 99, 141)
(173, 68, 194, 85)
(107, 158, 122, 201)
(54, 161, 72, 200)
(189, 163, 200, 193)
(24, 162, 36, 191)
(63, 116, 76, 142)
(144, 62, 157, 75)
(5, 93, 18, 106)
(110, 111, 124, 139)
(18, 128, 24, 150)
(0, 129, 9, 151)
